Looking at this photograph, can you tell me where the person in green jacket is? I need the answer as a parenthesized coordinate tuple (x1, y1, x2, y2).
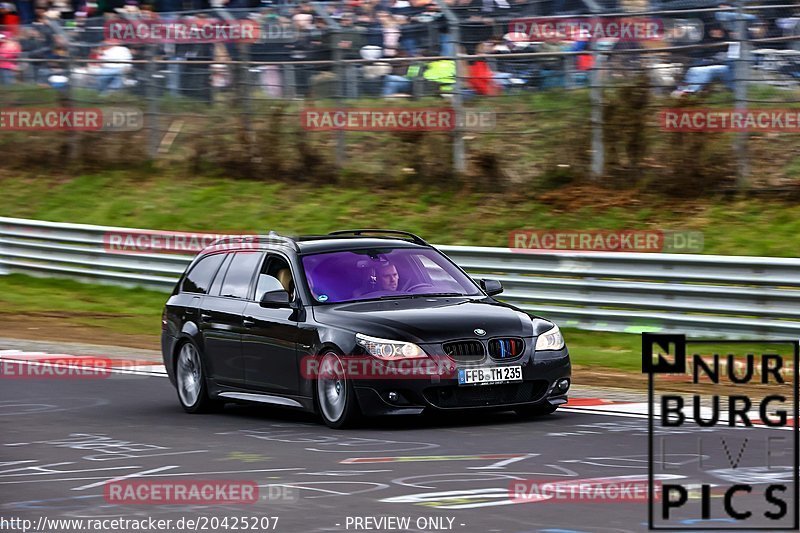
(422, 58, 455, 93)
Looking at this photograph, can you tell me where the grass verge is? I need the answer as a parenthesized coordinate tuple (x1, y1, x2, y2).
(4, 172, 800, 256)
(0, 274, 166, 349)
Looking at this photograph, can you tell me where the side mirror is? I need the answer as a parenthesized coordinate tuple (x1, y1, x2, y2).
(480, 279, 503, 296)
(259, 289, 291, 308)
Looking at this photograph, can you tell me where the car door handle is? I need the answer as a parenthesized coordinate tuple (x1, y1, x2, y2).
(243, 318, 255, 327)
(200, 313, 212, 321)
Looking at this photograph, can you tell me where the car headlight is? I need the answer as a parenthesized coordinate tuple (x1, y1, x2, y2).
(535, 324, 565, 351)
(355, 333, 427, 360)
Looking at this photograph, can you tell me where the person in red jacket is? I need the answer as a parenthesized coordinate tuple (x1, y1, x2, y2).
(0, 3, 20, 35)
(466, 42, 501, 96)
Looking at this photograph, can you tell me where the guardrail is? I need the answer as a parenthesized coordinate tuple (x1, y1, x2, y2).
(1, 217, 799, 339)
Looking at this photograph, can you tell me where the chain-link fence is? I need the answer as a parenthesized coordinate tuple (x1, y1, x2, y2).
(1, 1, 799, 190)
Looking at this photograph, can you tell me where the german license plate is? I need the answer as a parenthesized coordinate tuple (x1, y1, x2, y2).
(458, 366, 522, 386)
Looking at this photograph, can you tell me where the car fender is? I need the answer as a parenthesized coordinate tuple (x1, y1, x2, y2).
(173, 322, 204, 373)
(316, 329, 358, 356)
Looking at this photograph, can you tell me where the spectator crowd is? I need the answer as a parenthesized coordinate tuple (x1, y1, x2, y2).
(0, 0, 798, 98)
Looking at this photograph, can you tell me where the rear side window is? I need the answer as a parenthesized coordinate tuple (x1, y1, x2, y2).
(208, 253, 233, 296)
(220, 252, 264, 299)
(182, 254, 225, 294)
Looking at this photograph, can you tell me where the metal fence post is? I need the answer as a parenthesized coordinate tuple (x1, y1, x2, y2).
(346, 64, 358, 98)
(564, 54, 574, 90)
(734, 1, 750, 190)
(241, 43, 254, 157)
(282, 64, 295, 99)
(64, 45, 78, 162)
(586, 6, 604, 181)
(145, 45, 159, 159)
(436, 0, 465, 174)
(590, 51, 604, 180)
(314, 3, 345, 168)
(333, 30, 346, 167)
(46, 19, 77, 161)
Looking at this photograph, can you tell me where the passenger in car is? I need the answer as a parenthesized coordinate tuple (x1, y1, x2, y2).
(276, 267, 294, 296)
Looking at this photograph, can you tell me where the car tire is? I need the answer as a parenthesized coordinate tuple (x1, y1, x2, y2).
(315, 351, 361, 429)
(514, 403, 558, 418)
(175, 339, 218, 414)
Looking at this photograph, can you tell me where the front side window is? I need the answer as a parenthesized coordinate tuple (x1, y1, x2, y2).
(300, 247, 480, 304)
(219, 252, 264, 299)
(181, 253, 226, 294)
(255, 255, 295, 302)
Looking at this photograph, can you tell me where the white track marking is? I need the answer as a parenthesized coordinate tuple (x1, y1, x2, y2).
(71, 465, 178, 491)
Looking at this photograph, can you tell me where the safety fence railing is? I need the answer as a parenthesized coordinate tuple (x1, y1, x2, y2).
(2, 216, 800, 339)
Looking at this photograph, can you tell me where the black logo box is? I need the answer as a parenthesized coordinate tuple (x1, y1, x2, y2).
(643, 333, 799, 531)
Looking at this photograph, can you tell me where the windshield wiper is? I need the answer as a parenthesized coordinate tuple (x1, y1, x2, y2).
(355, 292, 466, 303)
(374, 294, 418, 300)
(371, 293, 464, 301)
(408, 292, 463, 298)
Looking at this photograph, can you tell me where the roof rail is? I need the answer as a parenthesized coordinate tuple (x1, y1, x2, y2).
(327, 229, 428, 246)
(207, 231, 300, 251)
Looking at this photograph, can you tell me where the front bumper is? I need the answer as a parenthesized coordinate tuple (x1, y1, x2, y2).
(353, 349, 571, 416)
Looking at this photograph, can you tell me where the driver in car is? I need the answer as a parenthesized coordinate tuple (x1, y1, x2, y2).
(376, 262, 400, 291)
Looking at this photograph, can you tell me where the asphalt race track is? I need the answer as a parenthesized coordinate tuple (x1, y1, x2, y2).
(0, 350, 797, 533)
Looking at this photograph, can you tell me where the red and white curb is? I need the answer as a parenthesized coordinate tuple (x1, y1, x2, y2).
(563, 397, 795, 429)
(0, 350, 167, 376)
(563, 397, 651, 417)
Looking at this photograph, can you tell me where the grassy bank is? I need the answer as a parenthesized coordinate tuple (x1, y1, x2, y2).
(3, 171, 800, 256)
(0, 274, 166, 349)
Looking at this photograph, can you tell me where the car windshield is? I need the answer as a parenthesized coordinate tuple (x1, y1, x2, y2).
(301, 247, 481, 304)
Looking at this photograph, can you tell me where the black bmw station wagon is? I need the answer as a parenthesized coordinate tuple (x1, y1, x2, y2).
(162, 230, 571, 428)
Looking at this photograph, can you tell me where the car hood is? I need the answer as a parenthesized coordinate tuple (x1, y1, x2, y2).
(311, 296, 554, 344)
